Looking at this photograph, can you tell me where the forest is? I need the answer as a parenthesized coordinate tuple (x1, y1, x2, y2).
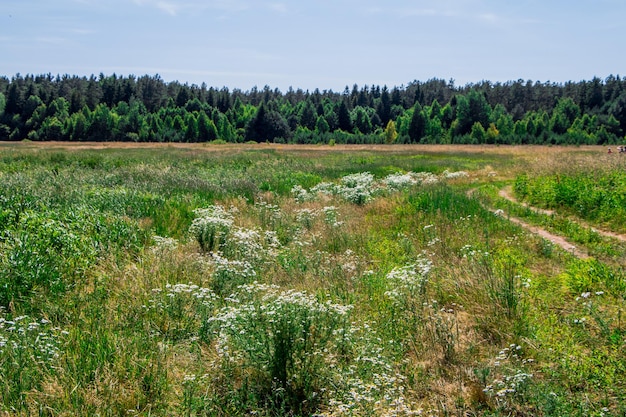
(1, 73, 626, 145)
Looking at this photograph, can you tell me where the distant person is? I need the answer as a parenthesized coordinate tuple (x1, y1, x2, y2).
(608, 147, 612, 154)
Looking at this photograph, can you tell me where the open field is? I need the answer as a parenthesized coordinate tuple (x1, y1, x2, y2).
(0, 143, 624, 416)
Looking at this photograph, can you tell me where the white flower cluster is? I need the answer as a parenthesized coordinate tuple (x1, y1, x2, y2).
(382, 172, 419, 190)
(291, 184, 312, 203)
(337, 172, 376, 204)
(254, 200, 282, 225)
(0, 315, 65, 364)
(295, 208, 318, 230)
(151, 235, 179, 253)
(442, 170, 469, 179)
(310, 181, 338, 196)
(226, 228, 264, 262)
(211, 253, 257, 282)
(189, 205, 234, 252)
(484, 370, 533, 398)
(322, 206, 344, 228)
(305, 173, 377, 205)
(322, 323, 420, 416)
(483, 343, 534, 401)
(382, 171, 442, 190)
(165, 283, 218, 301)
(384, 258, 432, 305)
(208, 282, 353, 367)
(291, 170, 467, 207)
(460, 244, 490, 259)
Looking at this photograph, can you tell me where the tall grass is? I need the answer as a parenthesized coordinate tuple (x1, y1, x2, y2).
(0, 144, 624, 416)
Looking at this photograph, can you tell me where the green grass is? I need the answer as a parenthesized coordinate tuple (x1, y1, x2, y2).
(0, 144, 624, 416)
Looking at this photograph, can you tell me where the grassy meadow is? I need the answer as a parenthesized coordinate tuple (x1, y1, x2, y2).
(0, 142, 624, 416)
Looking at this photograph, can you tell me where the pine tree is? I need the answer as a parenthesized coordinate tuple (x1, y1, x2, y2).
(408, 103, 426, 142)
(337, 100, 352, 132)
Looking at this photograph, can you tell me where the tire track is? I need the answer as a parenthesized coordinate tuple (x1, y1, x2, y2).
(499, 186, 626, 243)
(468, 188, 590, 259)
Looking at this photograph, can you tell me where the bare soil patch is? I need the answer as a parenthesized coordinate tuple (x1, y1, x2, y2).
(0, 141, 606, 156)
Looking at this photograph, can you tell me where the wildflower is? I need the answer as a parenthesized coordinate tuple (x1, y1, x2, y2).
(291, 184, 312, 202)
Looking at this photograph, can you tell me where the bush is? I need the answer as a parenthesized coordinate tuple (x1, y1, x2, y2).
(208, 283, 353, 414)
(189, 206, 234, 252)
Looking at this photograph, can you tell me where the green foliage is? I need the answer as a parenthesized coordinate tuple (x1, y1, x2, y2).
(384, 119, 398, 143)
(0, 211, 97, 307)
(513, 170, 626, 230)
(408, 102, 426, 142)
(188, 206, 234, 252)
(1, 146, 625, 415)
(3, 73, 626, 144)
(208, 284, 352, 414)
(563, 258, 624, 294)
(245, 103, 292, 142)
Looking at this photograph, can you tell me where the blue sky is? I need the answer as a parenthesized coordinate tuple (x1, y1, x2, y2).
(2, 0, 625, 91)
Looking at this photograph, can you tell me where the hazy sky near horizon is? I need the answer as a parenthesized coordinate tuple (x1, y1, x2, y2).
(2, 0, 625, 91)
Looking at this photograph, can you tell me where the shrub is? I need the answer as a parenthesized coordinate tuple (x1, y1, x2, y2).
(189, 205, 234, 252)
(208, 283, 353, 414)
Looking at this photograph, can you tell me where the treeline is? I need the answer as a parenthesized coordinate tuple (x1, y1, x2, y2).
(1, 73, 626, 144)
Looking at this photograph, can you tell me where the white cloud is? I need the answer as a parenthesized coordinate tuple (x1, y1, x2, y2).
(478, 13, 499, 23)
(130, 0, 250, 15)
(67, 28, 96, 35)
(156, 1, 179, 15)
(267, 2, 287, 14)
(35, 36, 68, 44)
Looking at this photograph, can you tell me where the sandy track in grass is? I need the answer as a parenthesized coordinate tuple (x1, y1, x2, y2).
(499, 186, 626, 243)
(497, 213, 590, 259)
(468, 188, 590, 259)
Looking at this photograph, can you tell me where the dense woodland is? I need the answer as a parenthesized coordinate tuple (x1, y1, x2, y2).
(1, 73, 626, 144)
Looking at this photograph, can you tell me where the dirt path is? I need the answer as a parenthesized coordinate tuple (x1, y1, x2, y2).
(499, 186, 626, 243)
(495, 211, 590, 259)
(468, 188, 590, 259)
(498, 186, 555, 216)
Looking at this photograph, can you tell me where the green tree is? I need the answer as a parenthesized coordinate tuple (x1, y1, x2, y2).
(550, 97, 580, 134)
(376, 86, 391, 125)
(429, 99, 442, 119)
(485, 123, 499, 144)
(384, 120, 398, 143)
(22, 95, 44, 121)
(352, 106, 372, 134)
(68, 111, 89, 141)
(408, 102, 426, 142)
(5, 81, 24, 114)
(245, 103, 291, 142)
(197, 112, 218, 142)
(608, 92, 626, 133)
(470, 121, 486, 143)
(337, 100, 352, 132)
(47, 97, 70, 122)
(184, 112, 198, 142)
(425, 117, 444, 143)
(299, 100, 317, 131)
(216, 113, 236, 142)
(454, 91, 491, 136)
(440, 103, 454, 129)
(315, 115, 330, 134)
(87, 103, 115, 140)
(38, 116, 65, 141)
(25, 104, 47, 133)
